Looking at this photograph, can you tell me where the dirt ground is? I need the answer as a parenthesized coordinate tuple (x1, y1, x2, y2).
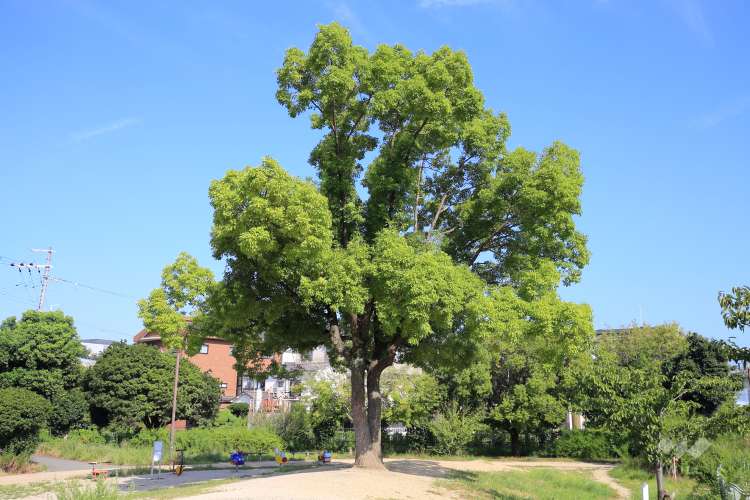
(181, 458, 630, 499)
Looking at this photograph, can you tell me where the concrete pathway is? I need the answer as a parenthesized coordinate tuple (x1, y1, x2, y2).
(31, 455, 92, 472)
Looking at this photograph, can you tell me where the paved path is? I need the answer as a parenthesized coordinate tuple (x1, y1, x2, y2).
(31, 454, 92, 472)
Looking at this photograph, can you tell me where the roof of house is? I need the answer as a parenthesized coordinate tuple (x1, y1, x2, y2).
(132, 329, 228, 344)
(81, 338, 116, 345)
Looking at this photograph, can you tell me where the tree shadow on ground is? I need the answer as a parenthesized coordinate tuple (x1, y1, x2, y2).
(118, 462, 352, 492)
(386, 459, 476, 479)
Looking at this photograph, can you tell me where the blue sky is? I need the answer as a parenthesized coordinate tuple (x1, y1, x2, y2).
(0, 0, 748, 346)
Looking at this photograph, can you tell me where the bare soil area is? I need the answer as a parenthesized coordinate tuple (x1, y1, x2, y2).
(182, 458, 629, 499)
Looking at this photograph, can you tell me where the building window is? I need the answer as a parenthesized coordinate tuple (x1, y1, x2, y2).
(219, 382, 228, 393)
(199, 344, 209, 354)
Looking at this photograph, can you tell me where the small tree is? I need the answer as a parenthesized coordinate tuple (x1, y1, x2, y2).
(138, 252, 214, 463)
(0, 311, 86, 435)
(572, 326, 739, 498)
(84, 343, 220, 436)
(0, 387, 51, 470)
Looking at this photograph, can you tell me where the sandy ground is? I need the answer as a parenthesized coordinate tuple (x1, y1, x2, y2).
(10, 457, 630, 499)
(181, 458, 630, 500)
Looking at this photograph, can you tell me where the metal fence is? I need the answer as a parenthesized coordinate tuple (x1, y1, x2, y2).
(718, 466, 749, 500)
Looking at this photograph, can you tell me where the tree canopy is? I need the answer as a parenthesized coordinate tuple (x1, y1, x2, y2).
(84, 343, 220, 436)
(0, 310, 86, 434)
(719, 285, 750, 332)
(200, 22, 592, 467)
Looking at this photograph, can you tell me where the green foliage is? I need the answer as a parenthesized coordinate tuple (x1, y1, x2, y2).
(274, 404, 315, 451)
(305, 378, 351, 448)
(0, 387, 51, 468)
(553, 430, 624, 461)
(228, 403, 249, 418)
(683, 434, 750, 493)
(203, 22, 593, 462)
(662, 332, 742, 415)
(138, 252, 214, 351)
(174, 426, 283, 458)
(596, 323, 687, 368)
(0, 311, 85, 435)
(485, 339, 571, 456)
(381, 366, 444, 428)
(441, 468, 616, 500)
(49, 388, 89, 435)
(83, 343, 220, 435)
(39, 425, 284, 465)
(428, 404, 486, 455)
(719, 285, 750, 331)
(567, 325, 739, 469)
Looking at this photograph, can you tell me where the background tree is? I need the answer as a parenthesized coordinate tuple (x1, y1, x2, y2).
(380, 366, 444, 429)
(204, 23, 592, 467)
(569, 325, 741, 498)
(0, 311, 86, 434)
(719, 286, 750, 331)
(84, 343, 220, 438)
(0, 387, 51, 471)
(138, 252, 214, 463)
(486, 343, 569, 456)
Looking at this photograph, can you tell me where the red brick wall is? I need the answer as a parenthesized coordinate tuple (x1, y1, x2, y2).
(187, 339, 238, 398)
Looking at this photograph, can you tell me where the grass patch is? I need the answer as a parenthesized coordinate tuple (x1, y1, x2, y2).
(37, 438, 296, 466)
(0, 481, 55, 499)
(609, 463, 703, 499)
(437, 469, 617, 499)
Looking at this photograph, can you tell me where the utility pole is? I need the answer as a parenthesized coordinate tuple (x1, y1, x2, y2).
(31, 247, 53, 311)
(9, 248, 53, 310)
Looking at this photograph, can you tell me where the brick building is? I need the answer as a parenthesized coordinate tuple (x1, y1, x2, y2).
(133, 330, 265, 403)
(132, 330, 329, 409)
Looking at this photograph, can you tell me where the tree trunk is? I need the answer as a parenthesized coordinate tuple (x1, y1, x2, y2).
(351, 365, 384, 468)
(655, 460, 665, 499)
(510, 428, 521, 456)
(367, 367, 384, 461)
(169, 349, 181, 467)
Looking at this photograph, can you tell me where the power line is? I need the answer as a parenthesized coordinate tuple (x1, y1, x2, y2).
(50, 276, 138, 300)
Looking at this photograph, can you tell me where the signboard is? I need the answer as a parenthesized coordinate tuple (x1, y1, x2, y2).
(152, 440, 163, 463)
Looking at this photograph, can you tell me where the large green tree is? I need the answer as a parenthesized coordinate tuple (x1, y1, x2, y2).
(203, 23, 591, 467)
(0, 310, 86, 434)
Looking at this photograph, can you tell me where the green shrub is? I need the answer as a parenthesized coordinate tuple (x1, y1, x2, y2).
(213, 409, 245, 427)
(683, 434, 750, 492)
(66, 428, 106, 445)
(0, 387, 51, 470)
(228, 403, 249, 418)
(49, 388, 89, 435)
(175, 426, 283, 459)
(274, 404, 315, 451)
(127, 427, 168, 448)
(428, 405, 486, 455)
(553, 429, 624, 461)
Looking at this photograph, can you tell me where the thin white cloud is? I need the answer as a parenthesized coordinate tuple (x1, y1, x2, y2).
(668, 0, 713, 46)
(330, 2, 369, 39)
(70, 118, 140, 142)
(692, 96, 750, 129)
(419, 0, 502, 7)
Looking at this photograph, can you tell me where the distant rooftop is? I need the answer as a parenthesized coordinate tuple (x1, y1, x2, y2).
(81, 339, 115, 345)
